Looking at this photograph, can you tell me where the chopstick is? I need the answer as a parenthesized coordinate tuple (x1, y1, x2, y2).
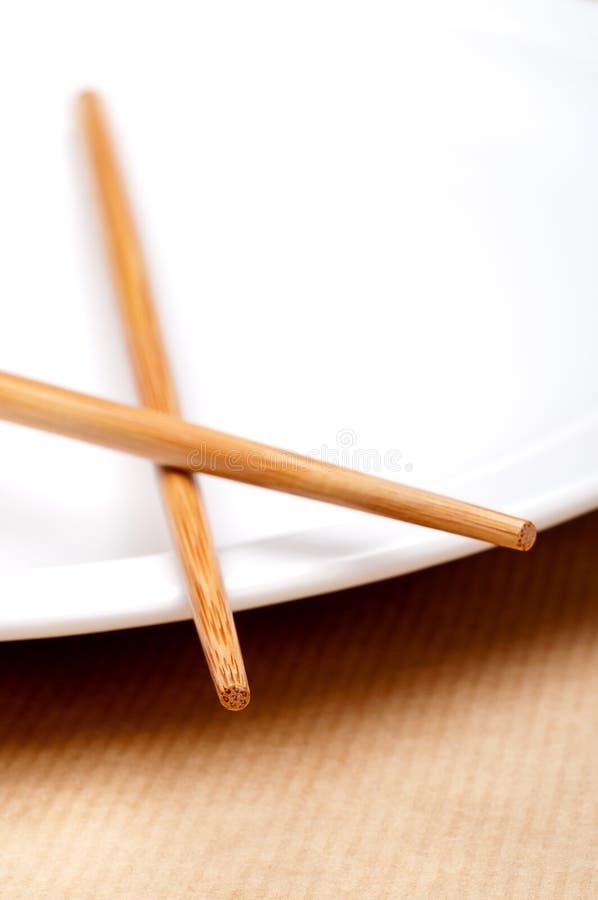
(0, 371, 537, 552)
(77, 91, 249, 711)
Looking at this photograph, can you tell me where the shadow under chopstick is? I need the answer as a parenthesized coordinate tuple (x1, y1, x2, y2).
(0, 511, 596, 755)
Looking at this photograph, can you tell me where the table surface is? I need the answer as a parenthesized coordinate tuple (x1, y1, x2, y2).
(1, 512, 597, 898)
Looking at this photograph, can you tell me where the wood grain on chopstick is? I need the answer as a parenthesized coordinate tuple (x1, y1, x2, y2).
(78, 91, 249, 711)
(0, 371, 536, 552)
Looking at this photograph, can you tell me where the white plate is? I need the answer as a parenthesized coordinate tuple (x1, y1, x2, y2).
(1, 1, 597, 639)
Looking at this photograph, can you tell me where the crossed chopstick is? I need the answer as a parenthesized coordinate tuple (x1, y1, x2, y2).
(0, 92, 536, 711)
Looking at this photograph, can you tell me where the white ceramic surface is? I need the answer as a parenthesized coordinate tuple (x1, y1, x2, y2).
(0, 0, 597, 639)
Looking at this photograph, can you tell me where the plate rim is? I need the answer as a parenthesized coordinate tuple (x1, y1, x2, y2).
(2, 408, 596, 640)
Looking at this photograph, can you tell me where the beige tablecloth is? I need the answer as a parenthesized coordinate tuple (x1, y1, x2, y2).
(1, 512, 597, 898)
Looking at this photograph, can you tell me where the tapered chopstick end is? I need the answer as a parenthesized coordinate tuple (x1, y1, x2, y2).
(519, 520, 537, 551)
(219, 684, 251, 712)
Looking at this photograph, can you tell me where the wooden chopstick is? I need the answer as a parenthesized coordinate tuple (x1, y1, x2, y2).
(77, 91, 249, 711)
(0, 371, 537, 552)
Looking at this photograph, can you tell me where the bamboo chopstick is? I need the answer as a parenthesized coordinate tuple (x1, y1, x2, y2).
(0, 371, 537, 552)
(77, 91, 249, 711)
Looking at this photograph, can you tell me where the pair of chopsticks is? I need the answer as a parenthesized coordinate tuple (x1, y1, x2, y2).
(0, 93, 537, 711)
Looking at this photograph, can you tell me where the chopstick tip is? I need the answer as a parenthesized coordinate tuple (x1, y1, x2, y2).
(519, 520, 537, 551)
(219, 684, 251, 712)
(76, 89, 102, 117)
